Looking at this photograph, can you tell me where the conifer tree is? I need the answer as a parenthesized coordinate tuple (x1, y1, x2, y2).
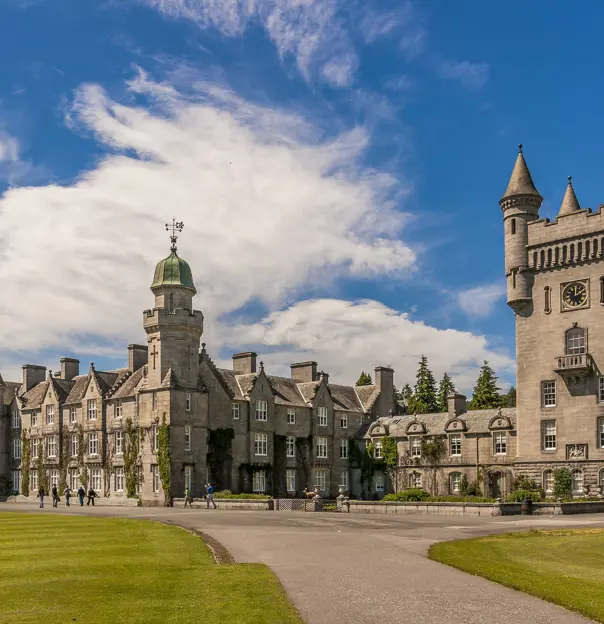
(437, 373, 456, 413)
(401, 383, 414, 414)
(412, 356, 438, 414)
(500, 386, 516, 408)
(356, 371, 373, 386)
(468, 361, 501, 409)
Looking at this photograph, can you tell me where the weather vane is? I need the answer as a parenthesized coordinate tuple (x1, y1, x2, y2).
(165, 219, 184, 252)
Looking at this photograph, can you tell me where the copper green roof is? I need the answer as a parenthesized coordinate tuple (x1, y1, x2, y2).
(151, 251, 196, 292)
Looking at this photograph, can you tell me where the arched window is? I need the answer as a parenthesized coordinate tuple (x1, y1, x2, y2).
(600, 277, 604, 305)
(409, 471, 422, 489)
(594, 239, 599, 257)
(543, 470, 554, 495)
(586, 240, 591, 258)
(511, 218, 516, 235)
(570, 243, 575, 261)
(540, 250, 545, 267)
(449, 472, 462, 494)
(547, 248, 552, 265)
(533, 251, 538, 267)
(544, 286, 551, 314)
(600, 469, 604, 487)
(562, 246, 568, 263)
(578, 241, 583, 260)
(555, 247, 560, 264)
(571, 469, 584, 495)
(566, 327, 586, 355)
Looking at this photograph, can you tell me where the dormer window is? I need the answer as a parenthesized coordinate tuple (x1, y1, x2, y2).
(87, 399, 97, 421)
(566, 327, 586, 355)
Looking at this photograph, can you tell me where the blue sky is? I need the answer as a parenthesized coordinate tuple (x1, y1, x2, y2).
(1, 0, 601, 394)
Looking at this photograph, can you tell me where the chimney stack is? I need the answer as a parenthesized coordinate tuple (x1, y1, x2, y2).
(22, 364, 46, 392)
(60, 357, 80, 381)
(290, 361, 318, 383)
(447, 392, 467, 417)
(374, 366, 395, 416)
(128, 344, 148, 372)
(233, 352, 257, 375)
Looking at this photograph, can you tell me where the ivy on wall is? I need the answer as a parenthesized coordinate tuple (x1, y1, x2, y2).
(295, 436, 312, 493)
(349, 440, 377, 499)
(124, 417, 140, 498)
(77, 424, 86, 487)
(273, 434, 287, 496)
(58, 425, 69, 495)
(157, 415, 171, 506)
(36, 436, 48, 493)
(207, 428, 234, 491)
(21, 430, 31, 496)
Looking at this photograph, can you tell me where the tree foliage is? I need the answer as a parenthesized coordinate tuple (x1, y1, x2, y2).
(36, 437, 48, 493)
(124, 418, 140, 498)
(356, 371, 373, 386)
(59, 425, 69, 495)
(21, 431, 31, 496)
(468, 361, 501, 410)
(420, 437, 447, 495)
(500, 386, 516, 408)
(436, 373, 456, 413)
(412, 356, 438, 414)
(157, 415, 171, 506)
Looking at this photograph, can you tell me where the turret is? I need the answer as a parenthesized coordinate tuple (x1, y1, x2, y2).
(500, 145, 543, 313)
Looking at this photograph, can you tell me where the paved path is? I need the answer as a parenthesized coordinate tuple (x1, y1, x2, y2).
(2, 504, 603, 624)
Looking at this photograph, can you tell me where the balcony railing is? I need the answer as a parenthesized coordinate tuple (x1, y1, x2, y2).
(553, 353, 593, 374)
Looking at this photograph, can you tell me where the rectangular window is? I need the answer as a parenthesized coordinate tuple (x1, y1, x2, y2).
(318, 406, 328, 427)
(542, 420, 557, 451)
(32, 438, 39, 457)
(542, 381, 556, 408)
(232, 403, 240, 420)
(375, 474, 385, 492)
(49, 469, 59, 488)
(449, 434, 462, 457)
(494, 433, 507, 455)
(12, 470, 20, 493)
(89, 432, 99, 456)
(410, 437, 421, 458)
(30, 470, 38, 491)
(316, 436, 328, 459)
(599, 377, 604, 403)
(410, 471, 422, 488)
(186, 393, 191, 412)
(115, 468, 124, 492)
(511, 217, 516, 235)
(255, 400, 268, 421)
(13, 438, 21, 460)
(598, 417, 604, 449)
(287, 408, 296, 424)
(47, 436, 57, 458)
(115, 400, 123, 419)
(340, 470, 348, 491)
(115, 431, 124, 455)
(70, 407, 77, 424)
(314, 469, 327, 492)
(46, 405, 55, 425)
(340, 439, 349, 459)
(91, 468, 102, 492)
(12, 411, 20, 429)
(254, 433, 268, 456)
(544, 470, 555, 494)
(152, 425, 158, 453)
(31, 412, 38, 427)
(152, 465, 160, 492)
(450, 473, 461, 493)
(252, 470, 266, 492)
(87, 399, 97, 421)
(286, 469, 296, 493)
(184, 465, 192, 491)
(340, 413, 348, 429)
(286, 436, 295, 458)
(70, 434, 78, 457)
(374, 439, 383, 459)
(184, 425, 192, 452)
(70, 468, 79, 491)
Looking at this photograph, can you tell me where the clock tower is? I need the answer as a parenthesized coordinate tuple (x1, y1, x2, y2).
(502, 148, 604, 492)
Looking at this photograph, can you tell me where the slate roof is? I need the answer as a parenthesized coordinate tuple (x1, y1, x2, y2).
(265, 375, 307, 407)
(366, 408, 517, 438)
(329, 384, 364, 412)
(111, 367, 144, 399)
(354, 385, 379, 411)
(215, 368, 244, 400)
(64, 376, 88, 405)
(296, 381, 320, 404)
(20, 381, 51, 409)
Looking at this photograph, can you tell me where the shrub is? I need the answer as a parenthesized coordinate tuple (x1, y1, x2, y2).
(553, 468, 573, 501)
(506, 489, 543, 503)
(213, 490, 271, 500)
(465, 481, 482, 496)
(383, 488, 431, 502)
(513, 475, 540, 492)
(459, 474, 469, 495)
(382, 492, 496, 503)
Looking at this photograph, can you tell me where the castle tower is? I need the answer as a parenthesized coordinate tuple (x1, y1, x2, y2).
(143, 221, 204, 388)
(500, 145, 543, 313)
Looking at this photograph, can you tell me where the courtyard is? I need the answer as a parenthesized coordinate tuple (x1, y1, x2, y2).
(2, 504, 604, 624)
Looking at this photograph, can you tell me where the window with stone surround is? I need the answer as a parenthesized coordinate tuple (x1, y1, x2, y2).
(572, 469, 584, 494)
(340, 439, 348, 459)
(286, 469, 296, 493)
(89, 432, 99, 456)
(317, 406, 328, 427)
(511, 218, 516, 235)
(253, 470, 266, 492)
(115, 468, 124, 492)
(151, 465, 159, 492)
(598, 417, 604, 449)
(115, 431, 124, 455)
(544, 286, 551, 314)
(32, 438, 39, 457)
(375, 474, 385, 492)
(151, 392, 157, 411)
(87, 399, 97, 421)
(599, 378, 604, 403)
(543, 470, 554, 494)
(184, 465, 192, 491)
(314, 468, 327, 492)
(340, 470, 348, 491)
(70, 407, 77, 423)
(12, 470, 20, 494)
(340, 413, 348, 428)
(115, 400, 123, 419)
(374, 439, 383, 459)
(409, 471, 422, 488)
(600, 277, 604, 305)
(232, 403, 240, 420)
(254, 433, 267, 456)
(46, 405, 55, 425)
(449, 434, 462, 456)
(287, 408, 296, 424)
(12, 411, 20, 429)
(69, 468, 79, 490)
(316, 436, 328, 459)
(542, 420, 557, 451)
(410, 436, 421, 458)
(30, 470, 38, 491)
(541, 381, 556, 408)
(151, 425, 158, 453)
(255, 400, 267, 421)
(286, 436, 295, 458)
(184, 425, 191, 451)
(49, 469, 59, 488)
(31, 412, 38, 427)
(70, 434, 78, 457)
(494, 433, 507, 455)
(47, 436, 57, 458)
(566, 327, 586, 355)
(449, 472, 461, 494)
(186, 393, 191, 412)
(13, 437, 21, 460)
(600, 469, 604, 487)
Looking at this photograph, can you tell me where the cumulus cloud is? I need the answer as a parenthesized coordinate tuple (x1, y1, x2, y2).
(0, 131, 33, 185)
(457, 282, 506, 318)
(439, 60, 489, 90)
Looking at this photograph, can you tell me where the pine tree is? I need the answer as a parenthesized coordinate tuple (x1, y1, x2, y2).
(468, 361, 501, 410)
(413, 356, 438, 413)
(437, 373, 456, 412)
(356, 371, 373, 386)
(401, 383, 414, 414)
(500, 386, 516, 408)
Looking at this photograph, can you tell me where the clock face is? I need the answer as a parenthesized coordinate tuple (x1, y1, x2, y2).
(563, 282, 588, 308)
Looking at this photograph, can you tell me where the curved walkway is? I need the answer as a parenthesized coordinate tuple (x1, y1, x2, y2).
(2, 504, 603, 624)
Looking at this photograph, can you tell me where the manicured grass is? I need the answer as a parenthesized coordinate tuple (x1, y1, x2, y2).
(430, 529, 604, 622)
(0, 513, 303, 624)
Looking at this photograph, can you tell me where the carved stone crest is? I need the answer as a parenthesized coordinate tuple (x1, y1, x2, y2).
(566, 444, 587, 460)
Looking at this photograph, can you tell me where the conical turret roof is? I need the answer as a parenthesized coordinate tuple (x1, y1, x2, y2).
(501, 144, 542, 200)
(558, 176, 580, 217)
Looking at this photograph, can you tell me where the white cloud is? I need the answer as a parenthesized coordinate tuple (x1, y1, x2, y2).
(457, 282, 506, 318)
(439, 60, 489, 90)
(222, 298, 514, 394)
(0, 131, 34, 185)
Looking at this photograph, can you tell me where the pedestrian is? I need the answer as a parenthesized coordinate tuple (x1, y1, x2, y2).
(77, 486, 85, 506)
(205, 482, 217, 509)
(64, 486, 71, 507)
(184, 486, 192, 508)
(87, 487, 98, 506)
(51, 484, 59, 507)
(37, 486, 45, 509)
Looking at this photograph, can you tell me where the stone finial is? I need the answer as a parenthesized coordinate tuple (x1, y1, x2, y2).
(518, 143, 523, 153)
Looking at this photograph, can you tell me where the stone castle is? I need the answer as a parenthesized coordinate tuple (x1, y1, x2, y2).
(1, 148, 603, 503)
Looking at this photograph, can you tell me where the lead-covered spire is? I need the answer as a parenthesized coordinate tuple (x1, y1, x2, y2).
(500, 144, 543, 202)
(557, 176, 580, 217)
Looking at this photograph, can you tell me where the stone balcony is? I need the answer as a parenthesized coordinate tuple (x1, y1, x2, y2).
(553, 353, 593, 378)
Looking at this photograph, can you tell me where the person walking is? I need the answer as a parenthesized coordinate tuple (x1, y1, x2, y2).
(184, 486, 192, 508)
(37, 486, 45, 509)
(51, 485, 59, 508)
(64, 486, 71, 507)
(77, 486, 85, 506)
(205, 482, 217, 509)
(87, 487, 97, 506)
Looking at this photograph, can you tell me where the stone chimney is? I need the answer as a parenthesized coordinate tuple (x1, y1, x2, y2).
(447, 392, 467, 417)
(233, 352, 257, 375)
(128, 344, 148, 372)
(290, 361, 318, 383)
(22, 364, 46, 392)
(374, 366, 395, 417)
(319, 371, 329, 385)
(60, 357, 80, 381)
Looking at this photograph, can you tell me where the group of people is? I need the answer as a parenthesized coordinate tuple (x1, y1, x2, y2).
(36, 485, 99, 508)
(184, 482, 217, 509)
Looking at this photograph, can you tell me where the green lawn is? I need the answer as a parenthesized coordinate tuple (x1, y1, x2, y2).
(430, 529, 604, 622)
(0, 513, 303, 624)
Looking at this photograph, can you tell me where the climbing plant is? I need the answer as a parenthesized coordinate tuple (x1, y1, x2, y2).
(124, 418, 140, 498)
(157, 415, 171, 506)
(382, 436, 405, 493)
(21, 430, 31, 496)
(36, 436, 48, 493)
(295, 436, 312, 495)
(554, 467, 573, 500)
(58, 425, 69, 495)
(272, 434, 287, 497)
(420, 436, 447, 495)
(349, 440, 376, 499)
(207, 428, 234, 491)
